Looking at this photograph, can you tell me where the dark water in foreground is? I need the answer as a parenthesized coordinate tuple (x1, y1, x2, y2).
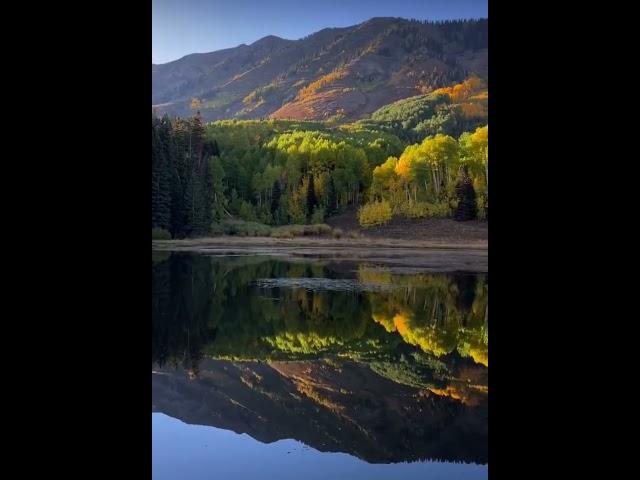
(152, 252, 488, 479)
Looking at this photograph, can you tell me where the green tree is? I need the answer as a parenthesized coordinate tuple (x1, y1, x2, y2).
(306, 174, 317, 220)
(454, 165, 477, 221)
(210, 157, 228, 223)
(271, 180, 281, 220)
(326, 175, 337, 215)
(152, 115, 173, 230)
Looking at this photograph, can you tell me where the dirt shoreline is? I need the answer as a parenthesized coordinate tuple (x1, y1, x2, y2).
(152, 236, 488, 273)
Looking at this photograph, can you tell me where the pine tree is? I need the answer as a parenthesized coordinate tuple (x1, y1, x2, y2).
(152, 115, 160, 228)
(187, 114, 216, 236)
(190, 111, 205, 169)
(210, 157, 227, 223)
(306, 174, 317, 220)
(271, 179, 281, 218)
(454, 165, 477, 221)
(203, 139, 220, 159)
(152, 115, 172, 230)
(197, 144, 214, 233)
(171, 118, 193, 237)
(326, 175, 337, 215)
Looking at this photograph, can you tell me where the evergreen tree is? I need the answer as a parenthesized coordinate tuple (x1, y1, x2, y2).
(152, 115, 172, 230)
(271, 179, 281, 219)
(191, 160, 205, 235)
(171, 118, 193, 237)
(189, 114, 216, 236)
(152, 115, 160, 228)
(210, 157, 227, 223)
(190, 111, 205, 168)
(203, 139, 220, 159)
(198, 144, 214, 233)
(306, 174, 317, 220)
(454, 165, 477, 221)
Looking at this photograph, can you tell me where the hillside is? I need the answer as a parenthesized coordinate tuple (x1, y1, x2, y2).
(152, 17, 487, 122)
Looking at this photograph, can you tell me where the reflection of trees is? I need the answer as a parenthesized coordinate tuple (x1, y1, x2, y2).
(152, 255, 488, 384)
(152, 255, 488, 464)
(363, 267, 488, 366)
(151, 253, 216, 376)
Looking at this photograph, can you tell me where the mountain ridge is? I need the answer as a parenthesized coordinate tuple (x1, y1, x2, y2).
(152, 17, 487, 122)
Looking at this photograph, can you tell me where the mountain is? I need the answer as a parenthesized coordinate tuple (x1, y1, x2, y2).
(152, 17, 487, 122)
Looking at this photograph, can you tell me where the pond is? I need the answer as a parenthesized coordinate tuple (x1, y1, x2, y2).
(152, 252, 488, 479)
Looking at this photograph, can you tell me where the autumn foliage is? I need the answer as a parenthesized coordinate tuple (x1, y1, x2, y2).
(433, 76, 486, 102)
(297, 68, 348, 100)
(358, 200, 393, 227)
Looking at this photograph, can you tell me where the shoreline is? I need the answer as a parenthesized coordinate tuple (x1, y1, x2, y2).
(152, 236, 488, 273)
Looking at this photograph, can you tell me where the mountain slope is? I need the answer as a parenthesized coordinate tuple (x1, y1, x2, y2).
(152, 17, 487, 121)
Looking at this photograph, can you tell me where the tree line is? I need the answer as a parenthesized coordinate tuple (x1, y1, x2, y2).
(153, 112, 487, 238)
(152, 112, 220, 237)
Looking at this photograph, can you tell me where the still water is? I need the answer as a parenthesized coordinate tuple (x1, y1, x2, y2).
(152, 252, 488, 479)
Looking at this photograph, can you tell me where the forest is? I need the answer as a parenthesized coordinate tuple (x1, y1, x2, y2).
(152, 77, 488, 239)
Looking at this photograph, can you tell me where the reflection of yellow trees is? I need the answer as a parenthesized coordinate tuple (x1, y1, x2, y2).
(365, 269, 488, 366)
(469, 346, 488, 367)
(262, 289, 372, 354)
(265, 331, 346, 354)
(198, 259, 487, 369)
(427, 385, 484, 407)
(372, 310, 460, 358)
(372, 312, 396, 333)
(358, 266, 393, 286)
(294, 381, 346, 415)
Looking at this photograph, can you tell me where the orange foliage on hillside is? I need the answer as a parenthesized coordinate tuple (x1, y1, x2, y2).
(297, 68, 348, 100)
(459, 102, 486, 119)
(433, 76, 486, 102)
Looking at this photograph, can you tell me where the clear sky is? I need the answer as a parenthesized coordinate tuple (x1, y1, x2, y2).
(152, 0, 488, 64)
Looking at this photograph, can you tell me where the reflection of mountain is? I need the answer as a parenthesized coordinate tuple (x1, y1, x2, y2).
(152, 253, 488, 464)
(152, 358, 487, 465)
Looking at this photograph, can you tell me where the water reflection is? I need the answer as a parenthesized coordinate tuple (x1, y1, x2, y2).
(152, 252, 488, 467)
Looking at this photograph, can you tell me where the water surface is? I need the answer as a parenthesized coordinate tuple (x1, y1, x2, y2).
(152, 252, 488, 479)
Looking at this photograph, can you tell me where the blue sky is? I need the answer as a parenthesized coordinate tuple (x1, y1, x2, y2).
(152, 0, 488, 64)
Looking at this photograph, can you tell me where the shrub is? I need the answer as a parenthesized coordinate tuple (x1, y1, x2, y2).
(238, 201, 257, 222)
(152, 227, 171, 240)
(332, 228, 344, 239)
(222, 220, 271, 237)
(209, 223, 224, 236)
(402, 202, 431, 218)
(310, 206, 326, 224)
(428, 202, 451, 218)
(358, 201, 393, 227)
(271, 225, 304, 238)
(398, 202, 451, 219)
(270, 224, 332, 238)
(477, 195, 488, 221)
(304, 224, 332, 236)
